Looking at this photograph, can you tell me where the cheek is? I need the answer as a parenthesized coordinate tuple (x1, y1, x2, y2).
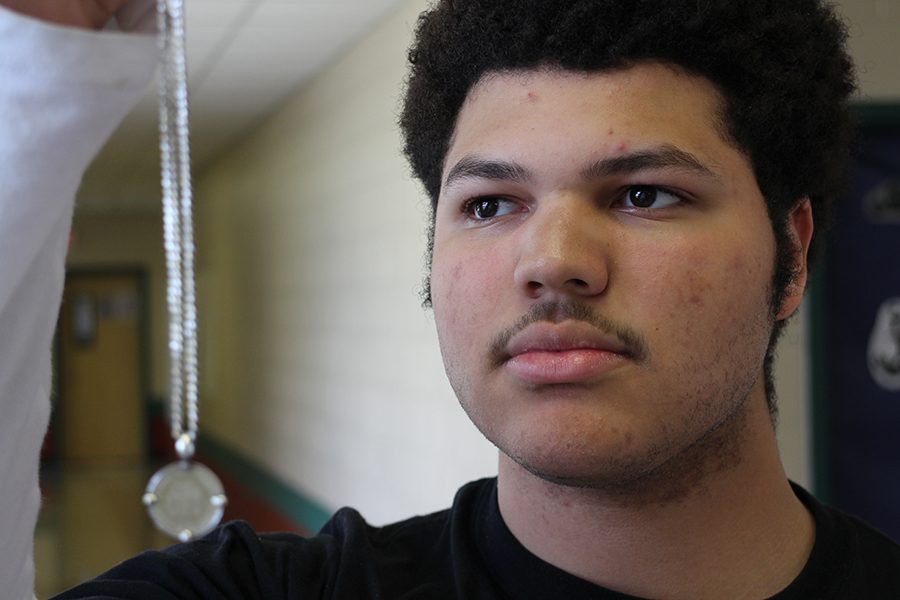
(431, 241, 513, 406)
(431, 243, 501, 355)
(630, 239, 773, 352)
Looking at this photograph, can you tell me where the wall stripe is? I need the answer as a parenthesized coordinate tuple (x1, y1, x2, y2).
(197, 434, 333, 534)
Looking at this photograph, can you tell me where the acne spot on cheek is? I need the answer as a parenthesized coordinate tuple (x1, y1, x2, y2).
(670, 262, 712, 318)
(607, 128, 615, 136)
(527, 91, 538, 102)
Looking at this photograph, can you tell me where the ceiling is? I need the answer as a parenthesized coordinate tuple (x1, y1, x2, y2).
(78, 0, 408, 214)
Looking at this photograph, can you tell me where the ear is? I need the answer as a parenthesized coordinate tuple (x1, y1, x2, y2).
(776, 198, 814, 320)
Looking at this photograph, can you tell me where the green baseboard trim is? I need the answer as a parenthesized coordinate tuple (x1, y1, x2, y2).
(197, 434, 332, 533)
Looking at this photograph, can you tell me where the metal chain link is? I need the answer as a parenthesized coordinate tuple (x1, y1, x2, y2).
(157, 0, 199, 457)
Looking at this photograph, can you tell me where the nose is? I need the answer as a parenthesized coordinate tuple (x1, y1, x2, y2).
(513, 195, 610, 299)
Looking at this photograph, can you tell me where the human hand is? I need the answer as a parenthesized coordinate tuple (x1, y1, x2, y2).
(0, 0, 133, 30)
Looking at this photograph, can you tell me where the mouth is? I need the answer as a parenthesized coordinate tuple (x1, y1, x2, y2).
(502, 321, 635, 385)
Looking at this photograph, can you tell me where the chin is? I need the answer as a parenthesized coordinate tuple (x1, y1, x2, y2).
(512, 449, 664, 489)
(498, 426, 669, 489)
(504, 448, 709, 506)
(498, 405, 750, 503)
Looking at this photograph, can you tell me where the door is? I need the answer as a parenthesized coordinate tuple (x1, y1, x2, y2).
(59, 272, 144, 463)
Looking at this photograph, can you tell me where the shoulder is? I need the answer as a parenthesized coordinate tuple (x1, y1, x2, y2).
(316, 479, 495, 578)
(301, 478, 498, 597)
(177, 511, 459, 597)
(829, 508, 900, 588)
(56, 521, 335, 599)
(318, 477, 495, 551)
(55, 480, 499, 599)
(307, 502, 453, 573)
(790, 483, 900, 598)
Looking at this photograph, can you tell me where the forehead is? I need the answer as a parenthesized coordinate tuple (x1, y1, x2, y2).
(443, 63, 740, 183)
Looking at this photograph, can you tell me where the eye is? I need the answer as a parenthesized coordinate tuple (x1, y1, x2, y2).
(620, 185, 682, 210)
(462, 196, 519, 220)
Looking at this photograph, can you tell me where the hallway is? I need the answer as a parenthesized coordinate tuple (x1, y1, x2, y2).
(35, 463, 170, 597)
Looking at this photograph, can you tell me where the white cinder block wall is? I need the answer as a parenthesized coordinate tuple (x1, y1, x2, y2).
(196, 0, 496, 524)
(195, 0, 899, 522)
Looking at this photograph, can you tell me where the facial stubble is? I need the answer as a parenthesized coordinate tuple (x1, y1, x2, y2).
(444, 294, 774, 506)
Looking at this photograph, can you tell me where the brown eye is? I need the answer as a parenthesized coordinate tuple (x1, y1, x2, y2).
(464, 197, 518, 220)
(622, 186, 682, 210)
(628, 186, 657, 208)
(473, 198, 500, 218)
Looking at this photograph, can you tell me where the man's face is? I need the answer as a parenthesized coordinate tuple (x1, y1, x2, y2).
(431, 64, 790, 489)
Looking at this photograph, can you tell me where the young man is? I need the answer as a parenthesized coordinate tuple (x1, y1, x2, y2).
(2, 1, 899, 599)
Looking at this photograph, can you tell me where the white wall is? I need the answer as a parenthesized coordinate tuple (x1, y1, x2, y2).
(196, 0, 496, 525)
(774, 312, 812, 487)
(837, 0, 900, 100)
(195, 0, 900, 521)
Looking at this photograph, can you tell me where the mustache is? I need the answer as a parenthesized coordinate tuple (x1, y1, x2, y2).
(488, 301, 649, 367)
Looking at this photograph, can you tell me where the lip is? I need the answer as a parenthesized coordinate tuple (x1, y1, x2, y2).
(503, 321, 632, 385)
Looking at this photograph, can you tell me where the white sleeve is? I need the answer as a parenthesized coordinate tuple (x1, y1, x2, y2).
(0, 7, 156, 599)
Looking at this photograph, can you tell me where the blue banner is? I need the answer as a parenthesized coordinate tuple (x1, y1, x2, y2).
(825, 126, 900, 541)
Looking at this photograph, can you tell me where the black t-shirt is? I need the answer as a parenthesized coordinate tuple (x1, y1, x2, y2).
(55, 478, 900, 599)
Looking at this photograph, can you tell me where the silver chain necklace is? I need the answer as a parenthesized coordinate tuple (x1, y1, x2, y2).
(143, 0, 227, 542)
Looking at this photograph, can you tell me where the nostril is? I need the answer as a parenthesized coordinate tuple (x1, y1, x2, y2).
(516, 252, 608, 297)
(566, 278, 589, 288)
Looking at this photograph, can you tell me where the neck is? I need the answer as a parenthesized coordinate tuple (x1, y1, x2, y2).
(496, 384, 815, 600)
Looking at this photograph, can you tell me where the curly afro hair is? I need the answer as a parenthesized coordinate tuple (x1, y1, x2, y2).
(399, 0, 857, 418)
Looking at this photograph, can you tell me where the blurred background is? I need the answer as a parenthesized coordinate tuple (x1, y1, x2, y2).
(34, 0, 900, 595)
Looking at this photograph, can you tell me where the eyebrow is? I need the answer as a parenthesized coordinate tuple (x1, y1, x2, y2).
(442, 144, 720, 191)
(443, 156, 532, 190)
(580, 144, 720, 182)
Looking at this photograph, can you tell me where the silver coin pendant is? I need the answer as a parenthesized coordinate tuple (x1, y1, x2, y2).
(143, 460, 227, 542)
